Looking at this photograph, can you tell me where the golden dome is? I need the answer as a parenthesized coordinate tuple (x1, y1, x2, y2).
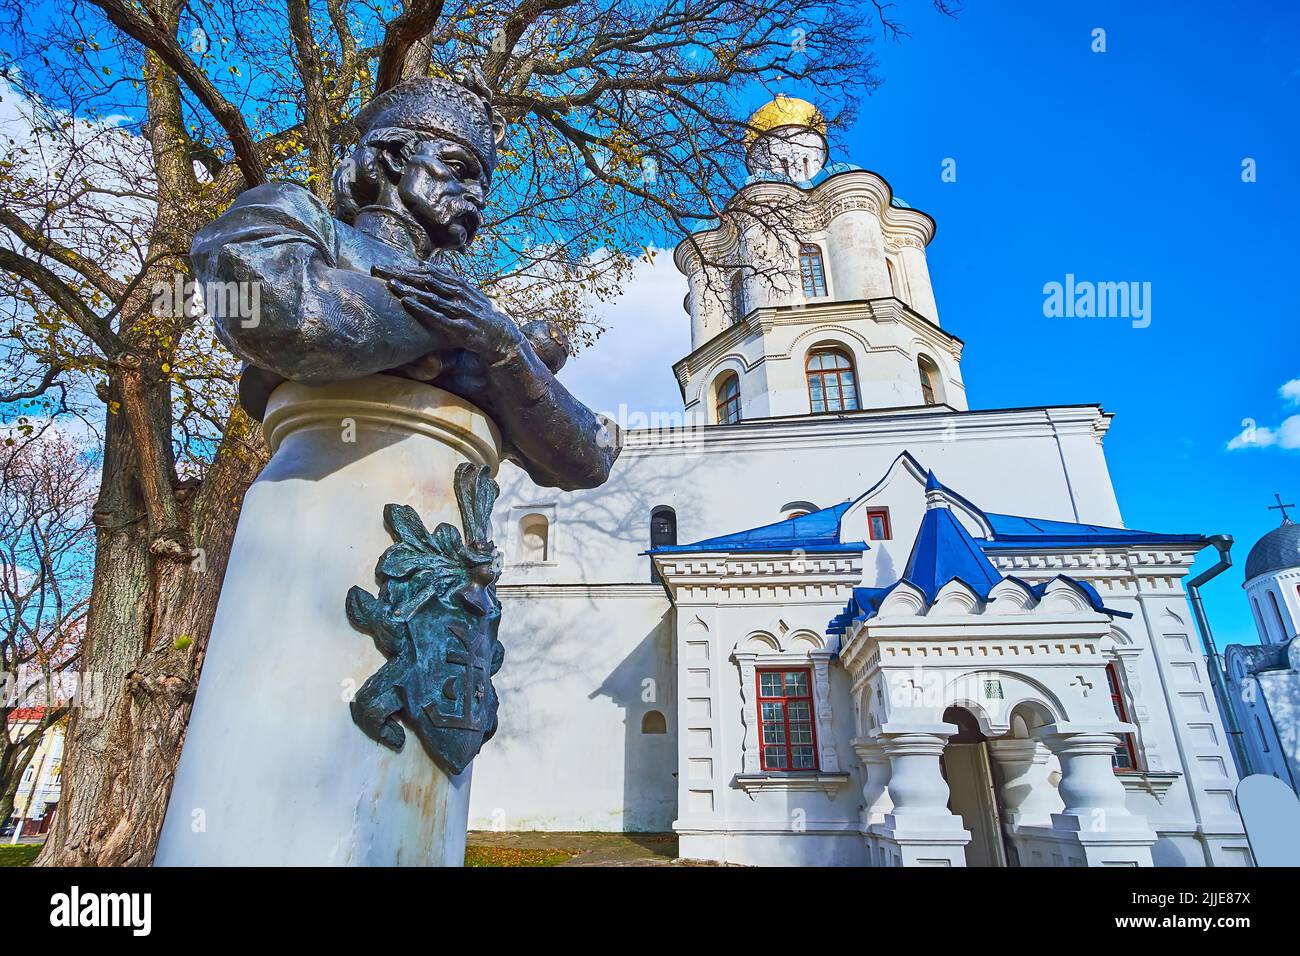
(745, 94, 826, 146)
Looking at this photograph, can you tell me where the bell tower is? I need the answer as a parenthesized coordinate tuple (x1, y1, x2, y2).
(672, 96, 968, 427)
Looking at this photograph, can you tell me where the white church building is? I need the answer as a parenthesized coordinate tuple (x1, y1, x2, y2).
(1222, 503, 1300, 791)
(468, 96, 1252, 867)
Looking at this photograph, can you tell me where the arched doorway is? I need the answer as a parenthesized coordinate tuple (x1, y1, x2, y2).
(940, 706, 1008, 867)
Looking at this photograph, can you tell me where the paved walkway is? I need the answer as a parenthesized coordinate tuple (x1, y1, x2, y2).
(466, 831, 685, 867)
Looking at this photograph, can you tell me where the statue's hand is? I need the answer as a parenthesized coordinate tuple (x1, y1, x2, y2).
(374, 265, 524, 364)
(372, 263, 493, 315)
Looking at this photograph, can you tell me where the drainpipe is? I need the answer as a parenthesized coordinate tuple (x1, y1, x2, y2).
(1186, 534, 1250, 778)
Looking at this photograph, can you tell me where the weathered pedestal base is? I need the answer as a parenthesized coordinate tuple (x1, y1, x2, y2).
(155, 375, 501, 866)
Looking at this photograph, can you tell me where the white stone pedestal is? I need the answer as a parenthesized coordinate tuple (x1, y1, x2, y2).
(869, 726, 971, 867)
(155, 375, 501, 866)
(1017, 723, 1157, 867)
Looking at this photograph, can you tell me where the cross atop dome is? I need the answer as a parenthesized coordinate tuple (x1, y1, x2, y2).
(1268, 492, 1294, 525)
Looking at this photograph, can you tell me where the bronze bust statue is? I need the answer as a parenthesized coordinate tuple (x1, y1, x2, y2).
(191, 74, 619, 491)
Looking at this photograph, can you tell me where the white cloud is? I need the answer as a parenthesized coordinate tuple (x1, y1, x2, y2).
(1227, 413, 1300, 451)
(1226, 377, 1300, 451)
(555, 251, 691, 425)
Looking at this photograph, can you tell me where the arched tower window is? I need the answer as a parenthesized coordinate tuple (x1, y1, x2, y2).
(649, 506, 677, 583)
(715, 373, 741, 424)
(918, 355, 941, 406)
(519, 514, 550, 563)
(729, 272, 746, 323)
(1268, 591, 1288, 642)
(805, 348, 860, 414)
(799, 244, 827, 298)
(885, 258, 896, 295)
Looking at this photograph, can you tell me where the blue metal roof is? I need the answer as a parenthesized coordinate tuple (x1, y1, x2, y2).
(905, 496, 1004, 598)
(979, 512, 1204, 550)
(645, 500, 865, 555)
(828, 471, 1133, 635)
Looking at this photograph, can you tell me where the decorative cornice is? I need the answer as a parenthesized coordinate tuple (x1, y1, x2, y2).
(672, 166, 937, 276)
(655, 550, 862, 604)
(672, 296, 963, 387)
(496, 583, 667, 599)
(616, 403, 1114, 459)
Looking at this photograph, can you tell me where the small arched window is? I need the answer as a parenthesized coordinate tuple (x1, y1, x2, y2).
(649, 506, 677, 583)
(650, 507, 677, 548)
(885, 257, 896, 294)
(729, 272, 746, 324)
(1268, 591, 1288, 642)
(799, 244, 827, 298)
(806, 348, 859, 414)
(715, 373, 741, 424)
(519, 514, 550, 563)
(918, 355, 941, 406)
(641, 710, 668, 734)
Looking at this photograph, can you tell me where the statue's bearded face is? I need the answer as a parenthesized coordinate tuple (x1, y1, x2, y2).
(396, 137, 490, 252)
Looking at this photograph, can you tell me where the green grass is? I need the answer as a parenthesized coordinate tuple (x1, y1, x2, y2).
(0, 844, 43, 867)
(464, 845, 575, 867)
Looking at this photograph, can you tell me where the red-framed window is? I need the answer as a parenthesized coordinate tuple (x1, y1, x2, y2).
(867, 508, 891, 541)
(1105, 662, 1139, 772)
(757, 669, 818, 771)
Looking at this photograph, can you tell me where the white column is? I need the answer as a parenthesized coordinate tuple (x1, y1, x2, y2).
(156, 375, 501, 866)
(873, 725, 970, 866)
(1043, 731, 1135, 827)
(852, 737, 893, 866)
(826, 207, 890, 301)
(852, 738, 893, 826)
(1035, 723, 1156, 866)
(896, 243, 940, 324)
(986, 738, 1062, 826)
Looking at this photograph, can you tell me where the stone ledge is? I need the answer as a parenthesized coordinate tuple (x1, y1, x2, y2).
(1118, 770, 1182, 802)
(733, 772, 851, 797)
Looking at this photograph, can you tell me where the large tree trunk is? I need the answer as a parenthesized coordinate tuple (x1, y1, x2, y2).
(36, 396, 265, 866)
(35, 35, 271, 866)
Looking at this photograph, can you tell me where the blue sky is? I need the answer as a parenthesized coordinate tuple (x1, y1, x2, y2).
(857, 0, 1299, 648)
(570, 0, 1299, 649)
(4, 1, 1293, 648)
